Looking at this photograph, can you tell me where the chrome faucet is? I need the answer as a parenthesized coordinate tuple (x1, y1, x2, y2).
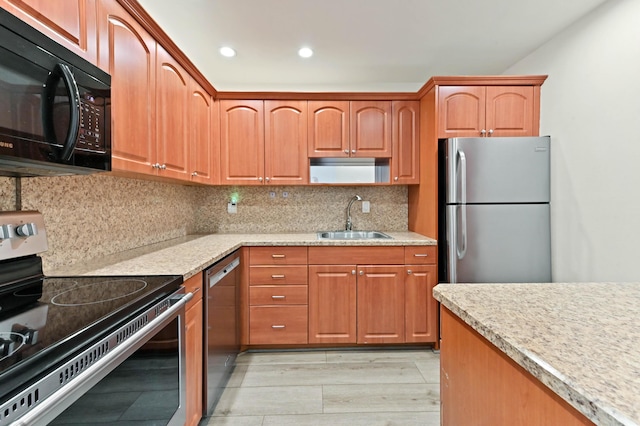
(345, 195, 362, 231)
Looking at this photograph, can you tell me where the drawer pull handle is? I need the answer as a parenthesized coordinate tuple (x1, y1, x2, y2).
(271, 295, 286, 299)
(271, 274, 286, 279)
(414, 253, 429, 257)
(271, 325, 286, 329)
(271, 254, 286, 258)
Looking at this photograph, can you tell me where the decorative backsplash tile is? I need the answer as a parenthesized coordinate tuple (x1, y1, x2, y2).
(4, 173, 409, 272)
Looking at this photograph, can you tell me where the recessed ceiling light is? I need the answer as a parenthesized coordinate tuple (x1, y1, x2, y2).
(298, 47, 313, 58)
(219, 46, 236, 58)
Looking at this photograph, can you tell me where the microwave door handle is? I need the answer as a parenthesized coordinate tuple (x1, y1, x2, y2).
(43, 63, 81, 161)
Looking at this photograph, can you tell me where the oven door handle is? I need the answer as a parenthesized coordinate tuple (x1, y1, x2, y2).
(13, 291, 193, 426)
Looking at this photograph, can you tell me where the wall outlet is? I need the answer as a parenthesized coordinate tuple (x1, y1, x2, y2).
(269, 191, 276, 199)
(282, 191, 289, 198)
(362, 201, 370, 213)
(227, 202, 237, 214)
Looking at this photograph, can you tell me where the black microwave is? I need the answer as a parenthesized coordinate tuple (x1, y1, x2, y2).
(0, 9, 111, 177)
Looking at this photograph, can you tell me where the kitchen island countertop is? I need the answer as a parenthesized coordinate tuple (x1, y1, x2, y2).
(49, 231, 435, 279)
(433, 282, 640, 426)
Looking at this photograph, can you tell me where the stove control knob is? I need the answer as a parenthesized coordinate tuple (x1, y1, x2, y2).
(0, 337, 16, 356)
(15, 223, 38, 237)
(13, 327, 39, 345)
(0, 224, 15, 240)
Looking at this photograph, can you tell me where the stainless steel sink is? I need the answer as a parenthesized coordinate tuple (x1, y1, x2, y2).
(317, 231, 392, 240)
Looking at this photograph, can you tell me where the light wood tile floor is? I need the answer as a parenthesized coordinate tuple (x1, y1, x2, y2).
(203, 348, 440, 426)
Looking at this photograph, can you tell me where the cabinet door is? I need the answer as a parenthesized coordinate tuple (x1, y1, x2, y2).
(485, 86, 537, 137)
(1, 0, 97, 64)
(350, 101, 392, 157)
(188, 79, 215, 184)
(392, 100, 420, 184)
(308, 265, 357, 344)
(97, 0, 157, 175)
(357, 265, 405, 344)
(405, 264, 437, 343)
(156, 45, 189, 180)
(265, 100, 308, 185)
(437, 86, 486, 138)
(308, 101, 349, 157)
(185, 298, 203, 426)
(220, 100, 264, 184)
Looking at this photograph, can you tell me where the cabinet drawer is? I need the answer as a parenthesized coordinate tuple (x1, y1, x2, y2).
(308, 246, 404, 265)
(250, 285, 308, 305)
(249, 306, 308, 344)
(250, 247, 308, 265)
(250, 265, 308, 285)
(404, 246, 437, 265)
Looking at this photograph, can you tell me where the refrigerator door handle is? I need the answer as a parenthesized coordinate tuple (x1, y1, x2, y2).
(457, 150, 468, 260)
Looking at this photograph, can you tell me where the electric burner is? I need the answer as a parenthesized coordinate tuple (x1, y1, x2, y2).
(50, 278, 148, 306)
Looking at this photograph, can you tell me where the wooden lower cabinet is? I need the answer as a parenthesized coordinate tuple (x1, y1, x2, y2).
(405, 264, 437, 342)
(440, 307, 594, 425)
(183, 273, 203, 426)
(249, 306, 308, 344)
(356, 265, 405, 344)
(308, 265, 357, 344)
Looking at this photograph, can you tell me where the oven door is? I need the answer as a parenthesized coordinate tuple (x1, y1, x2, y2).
(10, 289, 191, 426)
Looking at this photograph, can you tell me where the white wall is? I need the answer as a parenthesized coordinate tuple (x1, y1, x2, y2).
(505, 0, 640, 282)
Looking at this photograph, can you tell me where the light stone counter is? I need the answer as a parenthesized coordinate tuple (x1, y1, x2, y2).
(433, 282, 640, 426)
(49, 232, 435, 280)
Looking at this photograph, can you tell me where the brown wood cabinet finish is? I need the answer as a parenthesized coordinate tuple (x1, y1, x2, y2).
(265, 100, 308, 184)
(391, 100, 420, 184)
(249, 306, 308, 345)
(308, 101, 350, 157)
(183, 272, 203, 426)
(1, 0, 98, 64)
(249, 285, 308, 305)
(350, 101, 392, 157)
(440, 307, 594, 426)
(249, 265, 308, 285)
(308, 265, 357, 344)
(404, 264, 437, 342)
(188, 80, 216, 184)
(308, 246, 404, 265)
(356, 265, 405, 344)
(97, 0, 157, 175)
(156, 44, 189, 180)
(249, 247, 308, 265)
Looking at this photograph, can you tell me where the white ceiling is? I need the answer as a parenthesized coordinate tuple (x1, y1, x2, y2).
(137, 0, 609, 92)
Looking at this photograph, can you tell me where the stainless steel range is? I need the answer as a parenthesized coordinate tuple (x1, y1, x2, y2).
(0, 211, 190, 425)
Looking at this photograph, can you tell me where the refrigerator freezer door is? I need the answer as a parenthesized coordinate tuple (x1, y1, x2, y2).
(445, 203, 551, 283)
(445, 136, 550, 204)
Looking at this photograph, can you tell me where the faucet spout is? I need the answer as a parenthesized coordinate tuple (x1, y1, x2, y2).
(345, 195, 363, 231)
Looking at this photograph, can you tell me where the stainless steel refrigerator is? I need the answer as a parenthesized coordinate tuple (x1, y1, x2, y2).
(438, 136, 551, 283)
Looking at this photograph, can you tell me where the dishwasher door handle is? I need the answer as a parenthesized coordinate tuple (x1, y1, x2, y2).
(209, 257, 240, 287)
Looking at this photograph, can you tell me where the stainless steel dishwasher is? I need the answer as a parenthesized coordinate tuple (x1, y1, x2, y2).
(203, 251, 241, 415)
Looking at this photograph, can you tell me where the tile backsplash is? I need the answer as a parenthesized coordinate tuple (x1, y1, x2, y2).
(3, 174, 408, 272)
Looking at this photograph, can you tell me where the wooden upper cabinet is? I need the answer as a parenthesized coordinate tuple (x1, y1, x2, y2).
(438, 85, 539, 138)
(97, 0, 156, 174)
(188, 85, 216, 184)
(1, 0, 98, 64)
(220, 100, 265, 185)
(308, 101, 350, 157)
(350, 101, 392, 157)
(156, 45, 189, 180)
(392, 100, 419, 184)
(485, 86, 536, 137)
(265, 100, 308, 185)
(437, 86, 486, 138)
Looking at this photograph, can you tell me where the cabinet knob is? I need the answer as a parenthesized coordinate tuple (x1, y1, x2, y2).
(488, 129, 494, 135)
(351, 149, 356, 154)
(351, 270, 356, 275)
(160, 164, 166, 170)
(344, 149, 349, 154)
(152, 163, 159, 169)
(394, 177, 399, 181)
(359, 270, 364, 276)
(480, 129, 487, 136)
(191, 172, 198, 177)
(258, 177, 263, 182)
(265, 177, 270, 182)
(407, 270, 412, 275)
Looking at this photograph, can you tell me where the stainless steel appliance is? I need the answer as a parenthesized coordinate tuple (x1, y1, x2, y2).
(0, 211, 190, 425)
(438, 136, 551, 283)
(204, 253, 240, 415)
(0, 9, 111, 177)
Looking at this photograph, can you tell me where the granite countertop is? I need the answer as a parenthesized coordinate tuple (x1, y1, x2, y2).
(433, 282, 640, 426)
(49, 231, 435, 279)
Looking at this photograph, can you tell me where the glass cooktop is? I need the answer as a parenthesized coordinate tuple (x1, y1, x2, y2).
(0, 274, 182, 401)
